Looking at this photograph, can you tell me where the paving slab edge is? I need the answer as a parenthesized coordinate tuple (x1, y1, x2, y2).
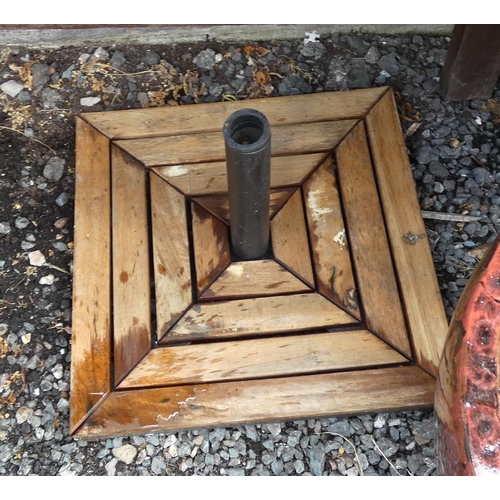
(0, 24, 453, 48)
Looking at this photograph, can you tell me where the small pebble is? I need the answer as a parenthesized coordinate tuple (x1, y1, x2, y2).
(80, 97, 101, 107)
(28, 250, 46, 266)
(39, 274, 55, 285)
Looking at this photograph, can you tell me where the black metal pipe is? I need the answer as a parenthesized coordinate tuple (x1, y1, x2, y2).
(223, 108, 271, 261)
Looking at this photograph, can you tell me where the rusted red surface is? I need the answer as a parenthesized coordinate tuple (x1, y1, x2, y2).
(435, 237, 500, 475)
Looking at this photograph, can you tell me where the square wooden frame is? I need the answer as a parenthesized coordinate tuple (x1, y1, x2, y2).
(70, 87, 448, 438)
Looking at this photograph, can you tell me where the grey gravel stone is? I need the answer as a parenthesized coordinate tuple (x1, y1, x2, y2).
(294, 459, 305, 474)
(264, 423, 282, 437)
(142, 51, 161, 66)
(328, 419, 353, 436)
(62, 64, 76, 79)
(415, 146, 435, 165)
(0, 222, 11, 234)
(31, 63, 51, 91)
(91, 47, 110, 61)
(1, 80, 24, 97)
(300, 42, 325, 60)
(278, 75, 312, 95)
(307, 444, 325, 476)
(348, 59, 371, 88)
(41, 88, 63, 109)
(347, 35, 370, 54)
(193, 49, 216, 69)
(375, 437, 399, 458)
(55, 192, 69, 206)
(428, 161, 448, 178)
(378, 54, 400, 75)
(151, 455, 166, 475)
(110, 50, 127, 69)
(43, 157, 65, 182)
(365, 46, 381, 64)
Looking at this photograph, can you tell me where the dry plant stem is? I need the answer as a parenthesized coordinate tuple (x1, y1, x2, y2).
(0, 125, 56, 154)
(44, 263, 72, 276)
(421, 210, 481, 222)
(319, 431, 364, 476)
(370, 435, 403, 476)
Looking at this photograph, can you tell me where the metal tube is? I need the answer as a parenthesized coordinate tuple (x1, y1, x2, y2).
(223, 108, 271, 261)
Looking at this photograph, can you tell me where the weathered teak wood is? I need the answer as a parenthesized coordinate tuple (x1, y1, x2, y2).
(161, 293, 358, 343)
(271, 188, 315, 287)
(441, 24, 500, 101)
(200, 260, 310, 301)
(122, 330, 408, 388)
(82, 366, 436, 438)
(72, 87, 447, 438)
(191, 202, 231, 295)
(150, 171, 192, 336)
(303, 155, 360, 319)
(111, 146, 152, 383)
(336, 121, 412, 358)
(193, 188, 295, 224)
(435, 237, 500, 475)
(115, 120, 358, 167)
(70, 118, 112, 432)
(153, 154, 326, 196)
(366, 91, 448, 376)
(82, 87, 387, 139)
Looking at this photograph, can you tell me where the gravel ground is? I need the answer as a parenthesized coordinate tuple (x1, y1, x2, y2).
(0, 29, 499, 476)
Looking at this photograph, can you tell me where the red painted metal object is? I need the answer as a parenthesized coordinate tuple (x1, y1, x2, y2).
(435, 237, 500, 475)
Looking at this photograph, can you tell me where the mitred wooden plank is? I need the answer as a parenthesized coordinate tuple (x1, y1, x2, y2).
(335, 121, 411, 358)
(271, 189, 315, 287)
(111, 146, 151, 383)
(75, 366, 435, 438)
(303, 155, 360, 319)
(82, 88, 387, 139)
(191, 201, 231, 295)
(200, 260, 311, 301)
(115, 120, 357, 167)
(161, 293, 358, 343)
(193, 188, 295, 224)
(366, 90, 448, 376)
(121, 330, 409, 388)
(442, 25, 500, 101)
(150, 172, 192, 336)
(70, 118, 112, 433)
(152, 153, 326, 196)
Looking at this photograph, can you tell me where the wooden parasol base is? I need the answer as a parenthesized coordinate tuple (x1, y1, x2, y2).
(70, 87, 448, 438)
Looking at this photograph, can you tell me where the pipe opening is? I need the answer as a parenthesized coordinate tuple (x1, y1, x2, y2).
(229, 115, 265, 145)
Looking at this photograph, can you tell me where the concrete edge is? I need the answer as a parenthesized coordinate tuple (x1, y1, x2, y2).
(0, 24, 453, 49)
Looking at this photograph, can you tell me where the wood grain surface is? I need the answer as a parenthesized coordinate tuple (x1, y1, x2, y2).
(153, 154, 326, 196)
(200, 259, 311, 300)
(303, 155, 360, 319)
(191, 201, 231, 295)
(122, 330, 408, 387)
(366, 90, 448, 375)
(115, 120, 358, 167)
(111, 146, 151, 383)
(271, 189, 315, 287)
(150, 172, 192, 336)
(335, 121, 411, 357)
(77, 366, 435, 438)
(82, 87, 387, 139)
(193, 188, 295, 224)
(161, 293, 358, 343)
(70, 118, 112, 433)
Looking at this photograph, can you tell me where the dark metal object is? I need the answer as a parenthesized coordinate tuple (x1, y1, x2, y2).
(223, 108, 271, 261)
